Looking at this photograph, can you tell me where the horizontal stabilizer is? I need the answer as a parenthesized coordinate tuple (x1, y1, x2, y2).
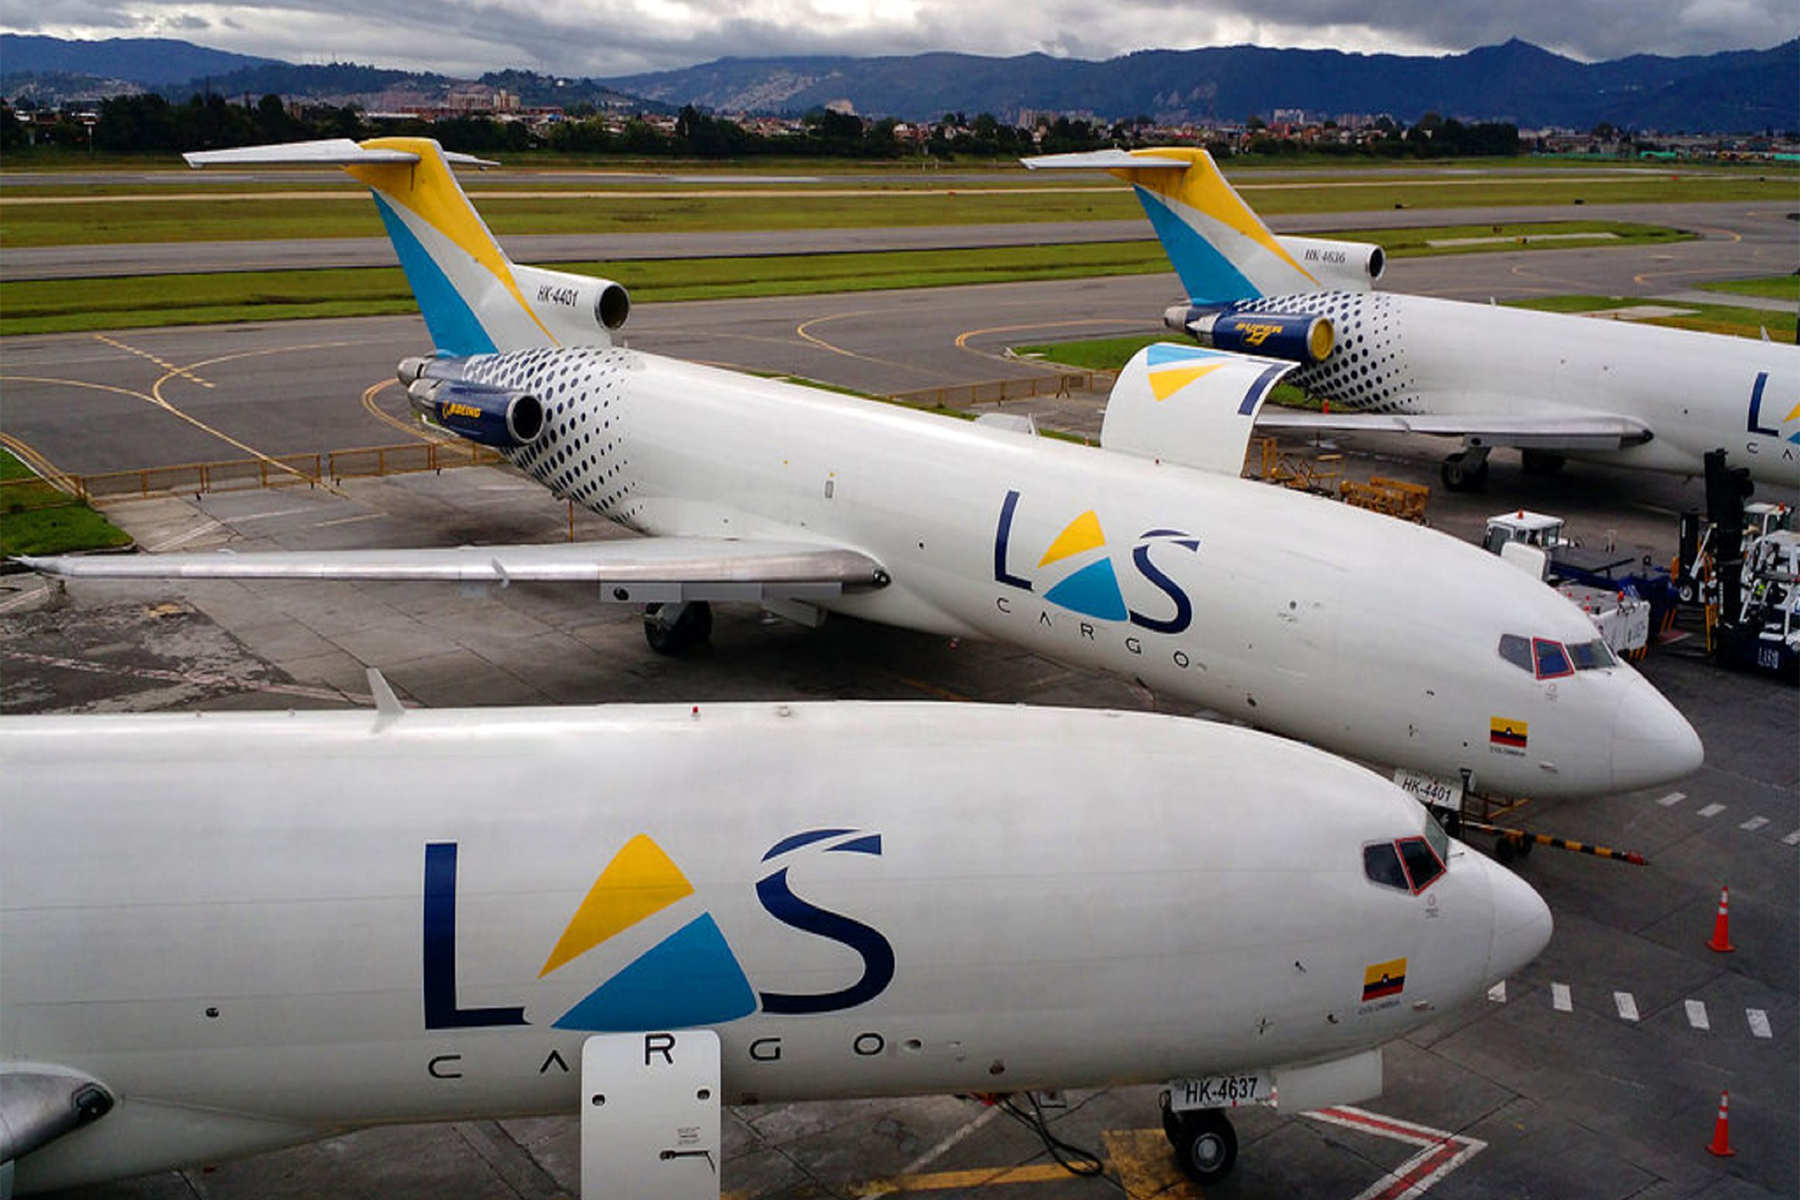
(184, 139, 497, 168)
(1101, 343, 1296, 475)
(1253, 408, 1653, 451)
(1021, 150, 1188, 171)
(18, 538, 887, 604)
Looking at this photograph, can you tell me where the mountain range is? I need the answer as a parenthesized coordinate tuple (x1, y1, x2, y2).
(4, 33, 1794, 133)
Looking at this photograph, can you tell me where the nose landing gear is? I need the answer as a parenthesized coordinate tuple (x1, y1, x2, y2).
(1161, 1092, 1239, 1183)
(643, 601, 713, 655)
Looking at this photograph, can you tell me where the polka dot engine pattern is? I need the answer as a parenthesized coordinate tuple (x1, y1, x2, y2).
(1234, 291, 1417, 414)
(462, 347, 648, 527)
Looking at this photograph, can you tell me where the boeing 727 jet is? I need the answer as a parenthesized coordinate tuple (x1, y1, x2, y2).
(1024, 147, 1800, 491)
(0, 697, 1550, 1191)
(21, 137, 1702, 800)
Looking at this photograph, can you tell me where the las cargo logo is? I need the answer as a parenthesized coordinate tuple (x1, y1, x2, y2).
(1362, 957, 1407, 1002)
(993, 491, 1199, 635)
(422, 829, 893, 1031)
(1745, 370, 1800, 457)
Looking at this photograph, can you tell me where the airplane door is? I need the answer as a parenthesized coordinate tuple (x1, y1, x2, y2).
(581, 1030, 721, 1200)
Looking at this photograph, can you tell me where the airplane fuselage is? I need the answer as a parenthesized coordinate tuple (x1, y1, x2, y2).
(1236, 290, 1800, 484)
(466, 345, 1698, 798)
(1, 703, 1548, 1189)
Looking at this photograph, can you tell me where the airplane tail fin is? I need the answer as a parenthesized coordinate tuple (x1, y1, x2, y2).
(1023, 148, 1382, 304)
(186, 138, 627, 356)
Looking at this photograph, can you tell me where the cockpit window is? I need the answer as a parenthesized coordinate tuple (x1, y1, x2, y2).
(1497, 634, 1533, 673)
(1567, 639, 1616, 670)
(1397, 837, 1445, 892)
(1365, 832, 1447, 894)
(1532, 637, 1573, 679)
(1363, 842, 1409, 891)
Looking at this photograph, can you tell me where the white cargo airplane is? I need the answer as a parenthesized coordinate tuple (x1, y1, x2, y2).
(20, 137, 1702, 800)
(0, 696, 1551, 1192)
(1023, 147, 1800, 491)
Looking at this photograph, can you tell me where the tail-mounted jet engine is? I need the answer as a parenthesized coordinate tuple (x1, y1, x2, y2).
(1164, 306, 1336, 365)
(404, 376, 545, 449)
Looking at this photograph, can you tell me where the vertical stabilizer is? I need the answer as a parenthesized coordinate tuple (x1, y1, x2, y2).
(1023, 147, 1329, 304)
(185, 137, 561, 355)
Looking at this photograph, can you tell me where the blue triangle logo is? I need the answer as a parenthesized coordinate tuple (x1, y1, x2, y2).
(1043, 557, 1129, 621)
(552, 913, 757, 1030)
(1146, 342, 1214, 367)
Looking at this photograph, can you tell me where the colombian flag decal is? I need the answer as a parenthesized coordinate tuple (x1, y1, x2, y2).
(1362, 957, 1407, 1002)
(1489, 717, 1528, 749)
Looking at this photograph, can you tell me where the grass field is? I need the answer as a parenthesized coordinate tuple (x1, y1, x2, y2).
(1327, 220, 1693, 257)
(0, 448, 134, 557)
(1, 170, 1791, 248)
(1699, 275, 1800, 302)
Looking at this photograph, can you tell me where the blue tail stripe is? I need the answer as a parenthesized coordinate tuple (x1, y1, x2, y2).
(1134, 186, 1262, 305)
(372, 193, 498, 357)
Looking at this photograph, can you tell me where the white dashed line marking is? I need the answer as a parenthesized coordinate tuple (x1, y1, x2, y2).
(1739, 816, 1769, 832)
(1685, 1000, 1710, 1030)
(1696, 803, 1726, 818)
(1487, 982, 1506, 1003)
(1747, 1009, 1771, 1039)
(1614, 992, 1639, 1022)
(1551, 983, 1572, 1012)
(1656, 791, 1687, 807)
(1783, 829, 1800, 846)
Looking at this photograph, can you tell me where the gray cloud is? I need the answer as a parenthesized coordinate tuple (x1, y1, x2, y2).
(3, 0, 1794, 78)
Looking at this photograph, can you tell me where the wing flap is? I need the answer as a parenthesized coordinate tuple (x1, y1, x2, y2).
(18, 538, 887, 603)
(1253, 409, 1653, 451)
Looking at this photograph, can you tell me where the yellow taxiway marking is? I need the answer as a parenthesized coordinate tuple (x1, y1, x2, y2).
(362, 377, 447, 443)
(885, 671, 975, 704)
(953, 317, 1138, 371)
(0, 431, 73, 488)
(795, 311, 936, 375)
(1105, 1128, 1203, 1196)
(846, 1162, 1094, 1195)
(93, 333, 213, 388)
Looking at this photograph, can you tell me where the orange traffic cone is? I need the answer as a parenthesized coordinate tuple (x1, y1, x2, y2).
(1705, 886, 1736, 953)
(1705, 1090, 1735, 1157)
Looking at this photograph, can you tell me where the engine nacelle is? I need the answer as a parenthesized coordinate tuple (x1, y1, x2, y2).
(407, 378, 544, 449)
(1164, 305, 1335, 365)
(511, 264, 630, 346)
(1273, 235, 1385, 292)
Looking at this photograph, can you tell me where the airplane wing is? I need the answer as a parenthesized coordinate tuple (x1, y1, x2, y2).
(1253, 408, 1654, 452)
(18, 538, 888, 604)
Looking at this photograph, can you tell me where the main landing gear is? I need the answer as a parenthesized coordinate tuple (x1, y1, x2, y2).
(1440, 445, 1491, 492)
(643, 601, 712, 655)
(1161, 1093, 1239, 1183)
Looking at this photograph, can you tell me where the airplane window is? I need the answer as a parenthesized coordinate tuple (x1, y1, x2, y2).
(1423, 811, 1452, 862)
(1533, 637, 1573, 679)
(1397, 836, 1445, 892)
(1363, 842, 1409, 891)
(1568, 639, 1616, 670)
(1497, 634, 1533, 672)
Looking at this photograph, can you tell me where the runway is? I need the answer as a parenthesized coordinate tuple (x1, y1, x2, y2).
(3, 199, 1791, 282)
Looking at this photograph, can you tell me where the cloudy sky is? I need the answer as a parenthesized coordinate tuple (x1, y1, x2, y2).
(3, 0, 1794, 78)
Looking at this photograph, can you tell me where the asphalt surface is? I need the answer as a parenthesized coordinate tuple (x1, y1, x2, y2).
(4, 200, 1793, 281)
(1, 217, 1797, 1200)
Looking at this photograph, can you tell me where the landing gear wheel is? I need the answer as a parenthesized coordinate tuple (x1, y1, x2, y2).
(1676, 579, 1698, 605)
(1440, 452, 1491, 492)
(643, 601, 713, 656)
(1165, 1107, 1237, 1184)
(1520, 449, 1566, 477)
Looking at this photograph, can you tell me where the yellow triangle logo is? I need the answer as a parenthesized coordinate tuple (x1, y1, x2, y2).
(1038, 510, 1107, 567)
(539, 834, 694, 978)
(1149, 362, 1225, 401)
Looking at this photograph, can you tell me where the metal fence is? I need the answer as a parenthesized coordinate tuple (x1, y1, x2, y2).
(888, 369, 1116, 409)
(0, 441, 504, 510)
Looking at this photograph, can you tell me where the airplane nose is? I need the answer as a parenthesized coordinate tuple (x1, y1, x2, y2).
(1610, 676, 1704, 792)
(1483, 857, 1553, 984)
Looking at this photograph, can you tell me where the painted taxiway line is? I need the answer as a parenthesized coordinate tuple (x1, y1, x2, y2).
(1305, 1106, 1487, 1200)
(1649, 791, 1794, 847)
(1498, 982, 1775, 1038)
